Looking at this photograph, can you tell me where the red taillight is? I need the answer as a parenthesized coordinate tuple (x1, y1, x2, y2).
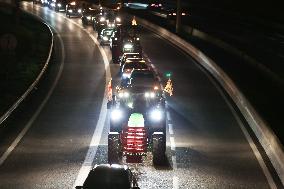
(122, 127, 147, 154)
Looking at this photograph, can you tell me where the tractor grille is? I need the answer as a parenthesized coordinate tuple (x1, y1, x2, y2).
(122, 127, 147, 154)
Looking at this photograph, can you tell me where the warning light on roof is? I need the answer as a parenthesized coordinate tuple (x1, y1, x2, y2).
(132, 16, 137, 26)
(164, 78, 173, 96)
(165, 72, 172, 78)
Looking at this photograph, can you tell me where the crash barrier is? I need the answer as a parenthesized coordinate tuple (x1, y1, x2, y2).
(181, 25, 283, 86)
(133, 16, 284, 185)
(0, 5, 54, 126)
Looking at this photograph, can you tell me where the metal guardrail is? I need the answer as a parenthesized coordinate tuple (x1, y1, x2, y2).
(0, 9, 54, 126)
(133, 16, 284, 186)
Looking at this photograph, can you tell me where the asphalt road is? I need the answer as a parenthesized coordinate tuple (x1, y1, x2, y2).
(0, 2, 278, 189)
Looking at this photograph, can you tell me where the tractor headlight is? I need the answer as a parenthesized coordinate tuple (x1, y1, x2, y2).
(78, 9, 82, 13)
(145, 92, 155, 98)
(111, 109, 123, 121)
(108, 23, 115, 27)
(150, 109, 163, 121)
(118, 91, 129, 98)
(68, 9, 72, 13)
(57, 3, 61, 7)
(87, 16, 91, 20)
(116, 17, 121, 22)
(100, 17, 105, 22)
(124, 43, 133, 49)
(103, 36, 109, 41)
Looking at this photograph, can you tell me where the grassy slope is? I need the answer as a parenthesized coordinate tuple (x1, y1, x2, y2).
(0, 4, 51, 116)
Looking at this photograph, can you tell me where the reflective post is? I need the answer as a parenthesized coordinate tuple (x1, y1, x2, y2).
(176, 0, 181, 33)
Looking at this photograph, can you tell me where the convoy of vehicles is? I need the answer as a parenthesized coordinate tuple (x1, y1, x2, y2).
(33, 2, 171, 187)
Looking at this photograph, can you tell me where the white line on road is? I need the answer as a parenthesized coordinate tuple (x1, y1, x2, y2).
(167, 111, 179, 188)
(170, 137, 176, 151)
(30, 4, 111, 187)
(70, 13, 112, 188)
(173, 176, 179, 189)
(168, 123, 174, 135)
(0, 27, 65, 166)
(155, 30, 278, 189)
(167, 111, 172, 121)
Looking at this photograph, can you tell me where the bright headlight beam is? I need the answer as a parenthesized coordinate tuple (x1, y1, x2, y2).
(145, 92, 149, 98)
(123, 92, 129, 98)
(100, 17, 105, 22)
(150, 109, 163, 121)
(111, 109, 123, 121)
(124, 44, 133, 49)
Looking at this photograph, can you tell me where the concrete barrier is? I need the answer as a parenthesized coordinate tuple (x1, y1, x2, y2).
(0, 4, 54, 126)
(135, 16, 284, 185)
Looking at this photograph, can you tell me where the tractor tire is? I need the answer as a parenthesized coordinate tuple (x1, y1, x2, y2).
(152, 132, 166, 165)
(108, 132, 122, 164)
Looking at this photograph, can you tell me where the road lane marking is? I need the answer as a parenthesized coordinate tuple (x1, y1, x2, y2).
(167, 111, 172, 121)
(27, 4, 112, 187)
(147, 53, 179, 188)
(170, 137, 176, 151)
(173, 176, 179, 189)
(69, 11, 112, 188)
(168, 123, 174, 135)
(195, 54, 278, 189)
(152, 31, 278, 189)
(0, 27, 65, 166)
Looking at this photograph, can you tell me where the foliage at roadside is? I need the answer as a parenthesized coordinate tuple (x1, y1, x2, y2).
(0, 4, 51, 115)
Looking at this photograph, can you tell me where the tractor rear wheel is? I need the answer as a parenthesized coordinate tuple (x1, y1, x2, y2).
(152, 132, 166, 165)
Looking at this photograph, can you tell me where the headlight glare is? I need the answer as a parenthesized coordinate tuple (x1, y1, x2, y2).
(111, 109, 123, 121)
(150, 109, 163, 121)
(100, 17, 105, 22)
(124, 44, 133, 49)
(145, 92, 155, 98)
